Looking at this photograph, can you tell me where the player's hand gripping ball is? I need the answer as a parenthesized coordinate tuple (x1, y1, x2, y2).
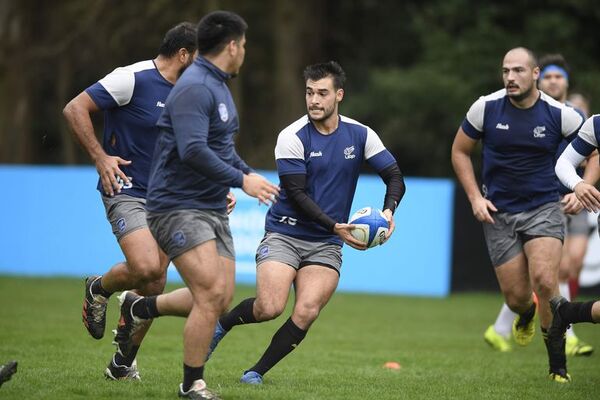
(348, 207, 389, 248)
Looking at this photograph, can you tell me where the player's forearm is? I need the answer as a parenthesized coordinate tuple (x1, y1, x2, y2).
(280, 174, 337, 231)
(231, 149, 253, 175)
(582, 151, 600, 185)
(451, 150, 482, 202)
(377, 163, 405, 214)
(63, 101, 105, 162)
(556, 146, 586, 191)
(180, 143, 244, 188)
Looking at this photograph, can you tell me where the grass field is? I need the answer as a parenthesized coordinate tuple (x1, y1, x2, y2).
(0, 276, 599, 399)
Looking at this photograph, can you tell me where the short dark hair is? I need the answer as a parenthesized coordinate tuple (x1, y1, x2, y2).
(196, 11, 247, 56)
(303, 61, 346, 90)
(158, 22, 197, 57)
(539, 53, 570, 76)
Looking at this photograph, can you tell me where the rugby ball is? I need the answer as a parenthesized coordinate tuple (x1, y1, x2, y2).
(348, 207, 389, 248)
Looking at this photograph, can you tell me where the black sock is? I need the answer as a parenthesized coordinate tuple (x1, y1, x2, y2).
(542, 327, 567, 374)
(91, 277, 113, 298)
(249, 317, 307, 376)
(219, 298, 257, 331)
(182, 364, 204, 392)
(559, 301, 596, 324)
(132, 296, 160, 319)
(517, 302, 536, 327)
(114, 345, 139, 367)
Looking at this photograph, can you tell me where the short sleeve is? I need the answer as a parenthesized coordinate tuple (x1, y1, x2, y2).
(570, 116, 600, 157)
(274, 130, 306, 176)
(364, 127, 386, 160)
(85, 67, 135, 109)
(461, 96, 486, 139)
(561, 106, 585, 138)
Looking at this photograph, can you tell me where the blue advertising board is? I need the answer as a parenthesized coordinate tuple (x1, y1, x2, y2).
(0, 165, 453, 296)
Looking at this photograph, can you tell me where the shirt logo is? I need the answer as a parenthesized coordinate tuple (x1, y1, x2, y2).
(156, 101, 165, 108)
(218, 103, 229, 122)
(344, 146, 356, 159)
(309, 151, 322, 158)
(533, 126, 546, 138)
(496, 123, 509, 130)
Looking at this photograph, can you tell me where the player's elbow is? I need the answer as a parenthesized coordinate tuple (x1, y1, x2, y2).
(62, 97, 86, 124)
(62, 99, 76, 121)
(179, 145, 202, 166)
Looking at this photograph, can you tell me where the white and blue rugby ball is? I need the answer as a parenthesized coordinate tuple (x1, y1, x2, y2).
(348, 206, 389, 248)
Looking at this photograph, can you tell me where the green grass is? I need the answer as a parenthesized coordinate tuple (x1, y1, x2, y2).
(0, 276, 599, 399)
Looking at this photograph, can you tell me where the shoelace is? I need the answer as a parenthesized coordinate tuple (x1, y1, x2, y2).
(88, 295, 108, 323)
(116, 364, 140, 380)
(195, 388, 219, 400)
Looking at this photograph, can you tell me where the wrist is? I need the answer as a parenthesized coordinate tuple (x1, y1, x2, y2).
(572, 179, 585, 191)
(90, 148, 107, 163)
(467, 191, 484, 203)
(238, 171, 247, 189)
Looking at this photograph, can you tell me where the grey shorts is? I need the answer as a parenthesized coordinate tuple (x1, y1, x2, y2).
(255, 232, 343, 274)
(482, 201, 565, 267)
(101, 194, 148, 241)
(146, 209, 235, 261)
(565, 209, 589, 237)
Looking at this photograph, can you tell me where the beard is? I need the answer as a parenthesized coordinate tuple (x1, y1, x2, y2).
(506, 83, 535, 102)
(308, 105, 336, 122)
(177, 64, 190, 78)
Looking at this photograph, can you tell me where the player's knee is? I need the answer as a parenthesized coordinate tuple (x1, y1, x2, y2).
(254, 299, 284, 321)
(293, 302, 320, 326)
(531, 274, 556, 298)
(140, 274, 167, 296)
(129, 258, 163, 283)
(192, 288, 226, 316)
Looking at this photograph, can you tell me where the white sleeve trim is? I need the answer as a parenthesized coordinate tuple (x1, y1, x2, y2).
(98, 66, 136, 106)
(555, 145, 586, 190)
(577, 116, 599, 147)
(561, 105, 585, 138)
(465, 96, 486, 132)
(364, 127, 386, 159)
(274, 116, 308, 160)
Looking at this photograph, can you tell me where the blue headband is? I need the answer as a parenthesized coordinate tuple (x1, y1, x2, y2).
(540, 64, 569, 81)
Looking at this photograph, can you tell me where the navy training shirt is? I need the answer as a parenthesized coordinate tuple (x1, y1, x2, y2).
(461, 89, 584, 213)
(266, 115, 397, 245)
(146, 56, 252, 213)
(85, 60, 173, 198)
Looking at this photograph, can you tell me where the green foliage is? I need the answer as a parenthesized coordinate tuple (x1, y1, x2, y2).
(345, 67, 473, 176)
(1, 276, 599, 399)
(4, 0, 600, 176)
